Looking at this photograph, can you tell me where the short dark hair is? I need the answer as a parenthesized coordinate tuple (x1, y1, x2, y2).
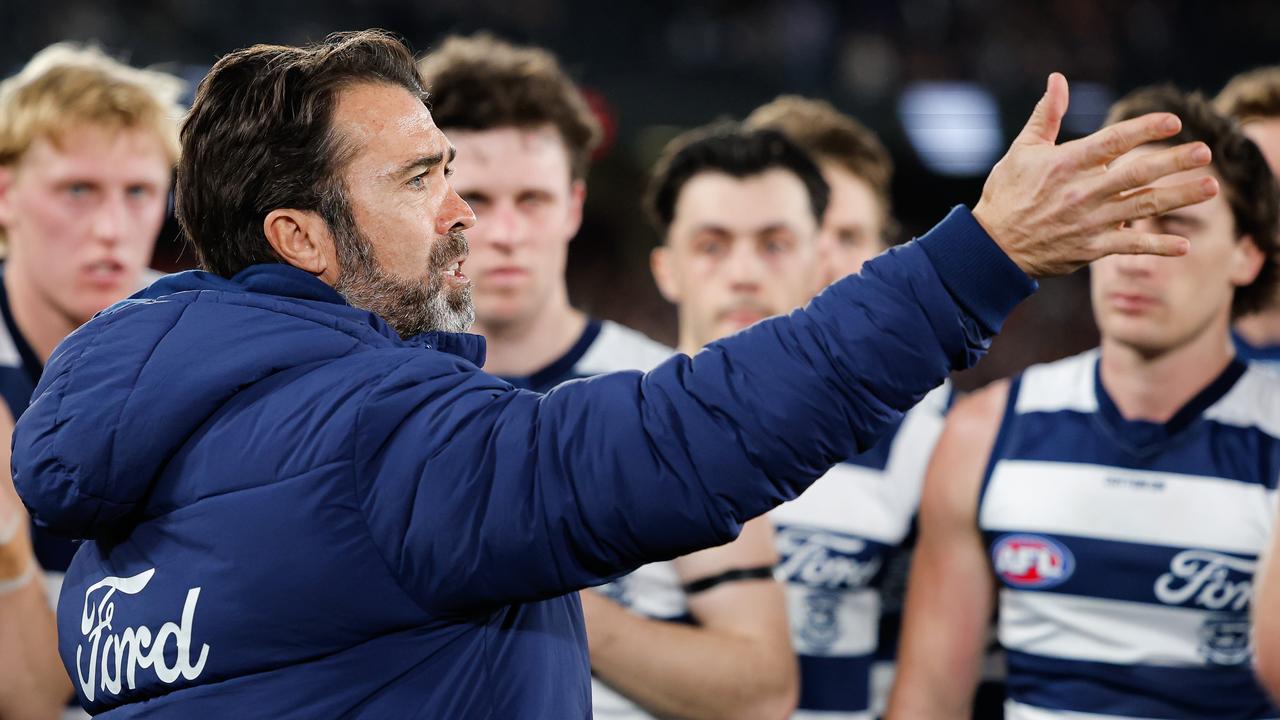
(417, 34, 601, 180)
(176, 29, 424, 277)
(645, 122, 829, 235)
(1106, 85, 1280, 318)
(744, 95, 896, 241)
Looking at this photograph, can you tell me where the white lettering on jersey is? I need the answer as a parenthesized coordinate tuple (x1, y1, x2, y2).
(1154, 550, 1255, 612)
(776, 527, 881, 590)
(77, 569, 210, 702)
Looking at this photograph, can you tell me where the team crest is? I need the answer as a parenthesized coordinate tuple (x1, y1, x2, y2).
(992, 534, 1075, 589)
(1197, 615, 1251, 666)
(797, 589, 842, 652)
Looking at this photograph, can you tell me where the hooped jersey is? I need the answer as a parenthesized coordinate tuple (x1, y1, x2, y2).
(593, 383, 950, 720)
(771, 383, 949, 720)
(979, 349, 1280, 720)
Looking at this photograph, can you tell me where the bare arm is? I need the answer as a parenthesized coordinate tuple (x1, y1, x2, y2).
(885, 382, 1008, 720)
(584, 517, 797, 720)
(1253, 505, 1280, 701)
(0, 404, 74, 719)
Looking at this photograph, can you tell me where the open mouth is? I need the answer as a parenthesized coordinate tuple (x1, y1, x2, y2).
(84, 258, 126, 284)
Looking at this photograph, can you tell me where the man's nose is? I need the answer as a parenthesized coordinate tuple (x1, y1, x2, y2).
(91, 195, 126, 246)
(442, 188, 476, 233)
(725, 241, 766, 289)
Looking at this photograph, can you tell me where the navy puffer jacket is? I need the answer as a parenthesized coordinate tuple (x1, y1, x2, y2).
(13, 207, 1031, 718)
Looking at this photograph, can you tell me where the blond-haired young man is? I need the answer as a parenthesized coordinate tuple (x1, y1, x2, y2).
(0, 43, 181, 719)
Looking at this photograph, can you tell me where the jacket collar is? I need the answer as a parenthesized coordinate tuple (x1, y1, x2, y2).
(229, 263, 487, 367)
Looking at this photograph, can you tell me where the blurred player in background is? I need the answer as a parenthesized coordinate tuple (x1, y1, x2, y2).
(743, 97, 951, 719)
(420, 36, 796, 720)
(888, 86, 1280, 720)
(1218, 65, 1280, 705)
(0, 43, 181, 718)
(1216, 66, 1280, 364)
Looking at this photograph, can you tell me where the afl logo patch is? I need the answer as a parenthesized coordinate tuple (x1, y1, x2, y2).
(992, 534, 1075, 589)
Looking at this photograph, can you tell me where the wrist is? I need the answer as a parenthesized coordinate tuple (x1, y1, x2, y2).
(969, 201, 1025, 275)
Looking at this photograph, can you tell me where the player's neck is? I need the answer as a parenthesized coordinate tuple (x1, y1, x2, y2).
(3, 265, 76, 365)
(475, 290, 587, 378)
(1233, 306, 1280, 347)
(1098, 322, 1235, 425)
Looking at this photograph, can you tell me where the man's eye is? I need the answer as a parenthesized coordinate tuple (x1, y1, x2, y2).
(408, 173, 426, 189)
(66, 183, 93, 197)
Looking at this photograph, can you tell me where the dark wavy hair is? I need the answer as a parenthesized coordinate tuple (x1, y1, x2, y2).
(176, 30, 423, 277)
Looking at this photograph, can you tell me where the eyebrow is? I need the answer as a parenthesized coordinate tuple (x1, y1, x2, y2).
(754, 223, 799, 236)
(391, 146, 457, 180)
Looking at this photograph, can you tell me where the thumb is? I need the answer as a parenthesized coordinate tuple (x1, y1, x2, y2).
(1016, 72, 1069, 145)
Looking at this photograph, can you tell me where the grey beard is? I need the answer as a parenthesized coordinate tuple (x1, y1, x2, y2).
(333, 226, 475, 338)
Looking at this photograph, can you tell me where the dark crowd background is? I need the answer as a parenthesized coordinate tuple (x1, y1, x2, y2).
(3, 0, 1278, 389)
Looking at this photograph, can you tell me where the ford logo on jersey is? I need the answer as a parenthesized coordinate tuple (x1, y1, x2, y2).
(992, 534, 1075, 589)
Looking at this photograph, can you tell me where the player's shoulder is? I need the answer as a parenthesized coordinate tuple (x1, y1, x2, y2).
(1012, 349, 1099, 415)
(1203, 360, 1280, 440)
(576, 320, 673, 375)
(946, 378, 1010, 434)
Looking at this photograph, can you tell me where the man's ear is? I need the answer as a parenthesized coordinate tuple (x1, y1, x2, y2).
(650, 244, 682, 304)
(1231, 233, 1267, 287)
(565, 179, 587, 241)
(263, 209, 339, 283)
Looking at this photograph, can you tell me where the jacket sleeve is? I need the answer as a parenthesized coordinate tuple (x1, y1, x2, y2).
(353, 207, 1035, 613)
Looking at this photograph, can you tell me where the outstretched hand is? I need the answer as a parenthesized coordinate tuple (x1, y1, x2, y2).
(973, 73, 1217, 278)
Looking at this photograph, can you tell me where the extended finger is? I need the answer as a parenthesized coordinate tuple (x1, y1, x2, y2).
(1094, 177, 1219, 229)
(1068, 112, 1182, 169)
(1015, 72, 1070, 146)
(1089, 141, 1211, 198)
(1090, 229, 1190, 262)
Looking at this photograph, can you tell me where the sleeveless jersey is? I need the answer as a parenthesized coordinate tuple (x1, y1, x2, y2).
(498, 318, 671, 393)
(978, 349, 1280, 720)
(593, 383, 950, 720)
(1, 266, 158, 720)
(0, 267, 73, 607)
(495, 318, 675, 718)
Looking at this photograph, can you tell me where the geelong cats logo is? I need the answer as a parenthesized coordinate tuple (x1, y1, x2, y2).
(77, 569, 210, 702)
(992, 534, 1075, 589)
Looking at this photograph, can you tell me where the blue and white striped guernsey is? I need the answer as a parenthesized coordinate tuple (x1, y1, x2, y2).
(0, 266, 75, 610)
(978, 349, 1280, 720)
(498, 318, 672, 394)
(493, 317, 678, 720)
(771, 382, 949, 720)
(592, 383, 950, 720)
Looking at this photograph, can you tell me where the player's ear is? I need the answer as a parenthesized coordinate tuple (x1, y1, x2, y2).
(650, 243, 682, 304)
(1230, 233, 1266, 287)
(564, 179, 586, 241)
(264, 209, 340, 283)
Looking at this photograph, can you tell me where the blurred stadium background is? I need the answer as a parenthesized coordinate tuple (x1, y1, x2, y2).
(4, 0, 1278, 388)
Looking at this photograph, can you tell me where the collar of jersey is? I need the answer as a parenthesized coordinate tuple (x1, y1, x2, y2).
(1091, 353, 1247, 457)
